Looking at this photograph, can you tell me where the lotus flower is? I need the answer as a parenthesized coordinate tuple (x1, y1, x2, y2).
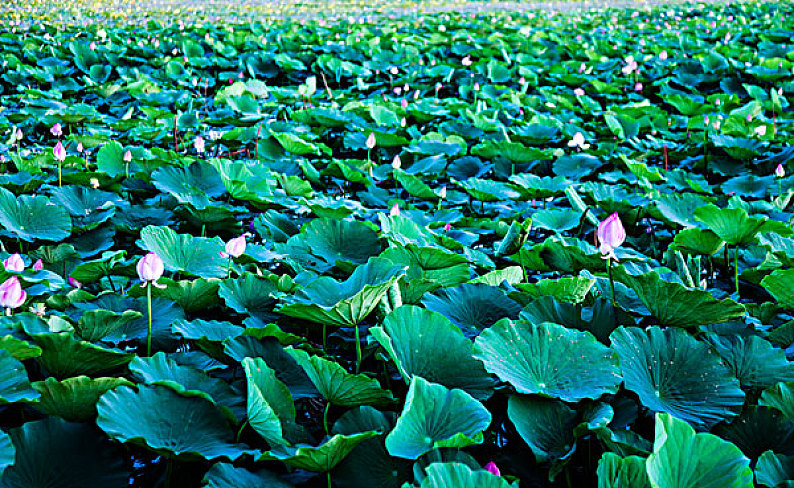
(221, 235, 246, 258)
(389, 203, 400, 216)
(0, 277, 26, 310)
(597, 212, 626, 260)
(484, 462, 501, 476)
(567, 132, 591, 150)
(194, 136, 205, 153)
(366, 133, 377, 150)
(136, 252, 166, 289)
(68, 277, 82, 289)
(392, 155, 401, 169)
(76, 142, 83, 153)
(776, 164, 785, 178)
(53, 141, 66, 162)
(50, 123, 62, 137)
(755, 125, 767, 137)
(32, 259, 43, 271)
(123, 150, 132, 162)
(3, 254, 24, 272)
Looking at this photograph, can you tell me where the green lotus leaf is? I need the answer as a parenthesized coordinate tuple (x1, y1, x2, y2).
(0, 429, 12, 478)
(414, 462, 518, 488)
(669, 228, 725, 256)
(225, 337, 317, 399)
(393, 168, 438, 200)
(286, 348, 394, 407)
(218, 274, 278, 321)
(714, 406, 794, 459)
(613, 267, 745, 328)
(332, 407, 413, 488)
(371, 305, 494, 400)
(385, 377, 490, 460)
(75, 309, 143, 342)
(508, 174, 568, 199)
(756, 450, 794, 488)
(130, 352, 244, 421)
(0, 187, 71, 242)
(0, 417, 128, 488)
(758, 233, 794, 268)
(457, 178, 522, 202)
(507, 396, 577, 469)
(151, 162, 226, 210)
(762, 269, 794, 309)
(95, 140, 127, 177)
(242, 357, 298, 447)
(518, 297, 621, 344)
(380, 245, 470, 303)
(172, 319, 244, 342)
(277, 219, 383, 273)
(138, 225, 227, 278)
(512, 276, 596, 305)
(595, 453, 650, 488)
(694, 204, 790, 246)
(273, 132, 331, 156)
(646, 413, 753, 488)
(125, 278, 220, 314)
(422, 283, 521, 337)
(31, 332, 133, 378)
(277, 257, 407, 327)
(49, 185, 119, 230)
(760, 382, 794, 422)
(202, 463, 294, 488)
(474, 319, 620, 402)
(97, 385, 251, 461)
(259, 431, 378, 472)
(30, 376, 133, 422)
(610, 327, 744, 429)
(704, 334, 794, 389)
(532, 208, 583, 233)
(0, 349, 38, 404)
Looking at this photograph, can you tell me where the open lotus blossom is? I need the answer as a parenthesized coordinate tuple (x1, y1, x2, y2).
(220, 235, 246, 258)
(53, 141, 66, 162)
(776, 164, 785, 178)
(597, 212, 626, 261)
(32, 259, 43, 271)
(755, 125, 767, 137)
(484, 462, 501, 476)
(3, 254, 24, 272)
(50, 123, 62, 137)
(0, 277, 26, 311)
(567, 132, 591, 150)
(136, 252, 166, 289)
(462, 55, 472, 66)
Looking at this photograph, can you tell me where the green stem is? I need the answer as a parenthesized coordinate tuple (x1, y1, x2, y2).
(164, 458, 172, 488)
(58, 162, 62, 187)
(227, 256, 232, 278)
(327, 472, 332, 488)
(779, 179, 783, 198)
(734, 246, 740, 296)
(354, 324, 362, 374)
(235, 420, 249, 442)
(146, 284, 153, 356)
(607, 257, 616, 308)
(323, 401, 331, 435)
(322, 323, 327, 351)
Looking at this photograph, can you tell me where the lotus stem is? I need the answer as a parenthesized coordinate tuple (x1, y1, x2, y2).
(323, 401, 330, 435)
(235, 420, 248, 442)
(58, 162, 62, 187)
(146, 283, 153, 356)
(327, 472, 332, 488)
(322, 323, 327, 351)
(354, 324, 362, 374)
(734, 247, 740, 296)
(607, 257, 616, 309)
(227, 256, 232, 278)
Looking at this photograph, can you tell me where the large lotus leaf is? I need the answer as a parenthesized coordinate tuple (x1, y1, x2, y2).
(48, 185, 118, 230)
(126, 278, 221, 314)
(278, 219, 383, 273)
(202, 463, 294, 488)
(371, 305, 494, 400)
(30, 376, 133, 422)
(0, 187, 71, 242)
(259, 431, 378, 472)
(596, 453, 651, 488)
(756, 450, 794, 488)
(97, 385, 251, 461)
(172, 319, 244, 342)
(139, 225, 227, 278)
(225, 337, 317, 399)
(654, 193, 709, 228)
(385, 377, 490, 460)
(613, 267, 745, 328)
(242, 357, 297, 447)
(422, 283, 521, 337)
(379, 245, 471, 303)
(0, 417, 128, 488)
(759, 233, 794, 268)
(415, 462, 518, 488)
(519, 296, 621, 343)
(0, 349, 38, 404)
(151, 162, 226, 210)
(762, 270, 794, 310)
(277, 257, 407, 327)
(31, 332, 133, 378)
(474, 319, 620, 402)
(694, 204, 790, 246)
(0, 430, 12, 478)
(332, 407, 413, 488)
(669, 228, 725, 256)
(507, 395, 577, 476)
(714, 406, 794, 458)
(760, 382, 794, 422)
(704, 334, 794, 389)
(75, 309, 143, 342)
(611, 327, 744, 430)
(286, 348, 393, 407)
(646, 413, 753, 488)
(129, 353, 244, 421)
(218, 274, 278, 321)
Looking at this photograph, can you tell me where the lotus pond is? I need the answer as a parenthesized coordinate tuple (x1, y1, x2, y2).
(0, 1, 793, 487)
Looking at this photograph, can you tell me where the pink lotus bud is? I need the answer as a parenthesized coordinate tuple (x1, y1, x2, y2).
(366, 133, 377, 150)
(439, 185, 447, 199)
(574, 88, 585, 96)
(659, 50, 668, 60)
(90, 178, 100, 189)
(776, 164, 785, 178)
(53, 141, 66, 162)
(634, 82, 643, 92)
(15, 129, 22, 140)
(597, 212, 626, 260)
(76, 142, 83, 153)
(462, 55, 472, 66)
(704, 115, 710, 126)
(0, 277, 26, 309)
(484, 462, 500, 476)
(192, 77, 198, 87)
(755, 125, 767, 137)
(68, 277, 81, 289)
(32, 259, 43, 271)
(50, 123, 62, 137)
(137, 252, 165, 284)
(3, 254, 25, 272)
(220, 235, 246, 258)
(444, 222, 452, 232)
(473, 82, 480, 92)
(123, 150, 132, 162)
(392, 155, 401, 169)
(389, 203, 400, 216)
(194, 136, 205, 153)
(401, 98, 408, 109)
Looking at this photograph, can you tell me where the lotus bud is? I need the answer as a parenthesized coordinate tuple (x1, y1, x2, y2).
(32, 259, 43, 271)
(50, 123, 62, 137)
(221, 235, 246, 258)
(123, 150, 132, 162)
(597, 212, 626, 260)
(392, 155, 401, 170)
(444, 222, 452, 232)
(389, 203, 400, 216)
(634, 82, 643, 92)
(484, 462, 501, 476)
(76, 142, 83, 153)
(439, 185, 447, 199)
(366, 133, 377, 150)
(659, 50, 668, 60)
(53, 141, 66, 162)
(68, 277, 82, 288)
(3, 254, 24, 272)
(90, 178, 100, 189)
(755, 125, 767, 137)
(136, 252, 165, 288)
(776, 164, 785, 178)
(194, 136, 205, 153)
(574, 88, 585, 96)
(0, 277, 26, 310)
(462, 55, 472, 66)
(401, 98, 408, 109)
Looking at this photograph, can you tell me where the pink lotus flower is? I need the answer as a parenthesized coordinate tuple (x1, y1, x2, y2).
(439, 185, 447, 199)
(76, 142, 83, 153)
(3, 254, 24, 272)
(597, 212, 626, 260)
(776, 164, 785, 178)
(68, 277, 82, 288)
(0, 277, 26, 310)
(50, 123, 62, 137)
(220, 235, 246, 258)
(136, 252, 166, 289)
(392, 155, 401, 169)
(389, 203, 400, 216)
(659, 50, 668, 60)
(366, 133, 377, 150)
(444, 222, 452, 232)
(400, 98, 408, 109)
(194, 136, 205, 153)
(484, 462, 500, 476)
(32, 259, 43, 271)
(123, 150, 132, 162)
(53, 141, 66, 162)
